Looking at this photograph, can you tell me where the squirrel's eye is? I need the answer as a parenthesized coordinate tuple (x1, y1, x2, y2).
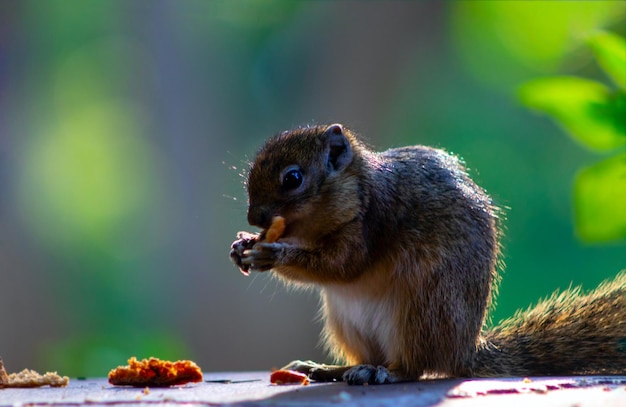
(282, 168, 303, 190)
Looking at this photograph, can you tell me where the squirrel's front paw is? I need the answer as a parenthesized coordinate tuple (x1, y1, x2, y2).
(240, 241, 289, 272)
(230, 232, 259, 275)
(282, 360, 347, 382)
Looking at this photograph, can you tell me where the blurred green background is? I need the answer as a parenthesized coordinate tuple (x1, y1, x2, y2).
(0, 1, 624, 377)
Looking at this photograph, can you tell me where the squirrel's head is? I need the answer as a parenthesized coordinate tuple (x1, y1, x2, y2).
(246, 123, 364, 239)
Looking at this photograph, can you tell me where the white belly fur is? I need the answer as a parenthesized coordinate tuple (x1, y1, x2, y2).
(322, 280, 398, 364)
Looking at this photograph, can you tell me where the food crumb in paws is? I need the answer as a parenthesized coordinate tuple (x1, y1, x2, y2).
(265, 216, 285, 243)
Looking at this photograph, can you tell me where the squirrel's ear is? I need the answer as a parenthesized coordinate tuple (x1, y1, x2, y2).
(324, 124, 353, 172)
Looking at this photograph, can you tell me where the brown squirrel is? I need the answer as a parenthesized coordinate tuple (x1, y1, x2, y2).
(229, 123, 626, 385)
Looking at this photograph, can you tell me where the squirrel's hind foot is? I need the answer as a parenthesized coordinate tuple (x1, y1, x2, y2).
(282, 360, 411, 385)
(343, 365, 414, 385)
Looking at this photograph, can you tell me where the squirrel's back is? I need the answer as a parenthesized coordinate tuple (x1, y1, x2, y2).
(376, 146, 626, 377)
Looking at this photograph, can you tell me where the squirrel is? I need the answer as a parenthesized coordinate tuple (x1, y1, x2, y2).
(229, 123, 626, 385)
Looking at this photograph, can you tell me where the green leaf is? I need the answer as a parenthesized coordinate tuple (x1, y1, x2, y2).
(574, 153, 626, 243)
(519, 77, 626, 151)
(588, 31, 626, 90)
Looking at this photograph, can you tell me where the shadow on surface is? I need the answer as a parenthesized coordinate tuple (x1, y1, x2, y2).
(243, 378, 463, 407)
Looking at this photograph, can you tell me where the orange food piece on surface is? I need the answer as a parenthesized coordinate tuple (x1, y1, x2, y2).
(270, 369, 310, 385)
(108, 357, 203, 387)
(265, 216, 286, 243)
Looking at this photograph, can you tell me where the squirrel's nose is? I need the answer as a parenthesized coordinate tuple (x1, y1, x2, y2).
(247, 205, 272, 229)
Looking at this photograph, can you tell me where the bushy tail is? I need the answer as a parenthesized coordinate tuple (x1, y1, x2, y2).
(474, 271, 626, 377)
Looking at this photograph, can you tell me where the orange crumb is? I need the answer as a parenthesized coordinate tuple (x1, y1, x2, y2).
(265, 216, 286, 243)
(108, 357, 203, 387)
(270, 369, 309, 385)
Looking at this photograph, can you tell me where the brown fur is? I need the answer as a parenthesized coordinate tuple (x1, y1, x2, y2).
(475, 272, 626, 376)
(230, 123, 626, 383)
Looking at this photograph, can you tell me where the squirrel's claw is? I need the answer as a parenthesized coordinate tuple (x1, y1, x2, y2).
(230, 233, 291, 273)
(241, 242, 288, 271)
(240, 241, 288, 272)
(230, 232, 259, 275)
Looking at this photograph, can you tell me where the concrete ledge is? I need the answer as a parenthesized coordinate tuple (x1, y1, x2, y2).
(0, 372, 625, 406)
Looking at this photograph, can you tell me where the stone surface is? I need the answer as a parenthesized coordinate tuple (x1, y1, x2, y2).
(0, 372, 625, 406)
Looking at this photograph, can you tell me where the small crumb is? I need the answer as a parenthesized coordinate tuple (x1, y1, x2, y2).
(0, 358, 8, 387)
(523, 377, 532, 383)
(265, 216, 286, 243)
(143, 386, 150, 395)
(6, 369, 69, 388)
(270, 369, 309, 385)
(136, 395, 141, 400)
